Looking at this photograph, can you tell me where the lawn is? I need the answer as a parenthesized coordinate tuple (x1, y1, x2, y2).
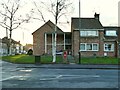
(2, 54, 63, 64)
(80, 57, 119, 65)
(1, 54, 119, 64)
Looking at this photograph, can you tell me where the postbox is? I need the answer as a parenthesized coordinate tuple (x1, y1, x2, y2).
(63, 51, 67, 59)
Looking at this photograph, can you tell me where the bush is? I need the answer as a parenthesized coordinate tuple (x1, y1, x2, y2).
(27, 49, 33, 55)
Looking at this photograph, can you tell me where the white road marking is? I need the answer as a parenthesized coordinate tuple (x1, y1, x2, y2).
(39, 75, 100, 81)
(1, 75, 30, 81)
(56, 75, 62, 78)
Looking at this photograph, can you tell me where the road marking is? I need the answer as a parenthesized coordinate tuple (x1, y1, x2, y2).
(1, 75, 30, 81)
(39, 75, 100, 81)
(1, 76, 16, 81)
(19, 69, 32, 72)
(56, 75, 62, 78)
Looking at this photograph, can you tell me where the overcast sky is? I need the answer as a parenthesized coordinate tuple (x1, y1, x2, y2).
(0, 0, 120, 45)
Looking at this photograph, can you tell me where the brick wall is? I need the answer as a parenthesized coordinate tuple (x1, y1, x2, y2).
(32, 21, 66, 55)
(33, 23, 55, 55)
(79, 30, 104, 57)
(72, 30, 80, 56)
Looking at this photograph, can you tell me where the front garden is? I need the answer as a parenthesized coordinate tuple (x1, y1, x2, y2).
(1, 54, 119, 64)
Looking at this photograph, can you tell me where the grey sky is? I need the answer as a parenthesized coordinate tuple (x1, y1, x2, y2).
(0, 0, 119, 44)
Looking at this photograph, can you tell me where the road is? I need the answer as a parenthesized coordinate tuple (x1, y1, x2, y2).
(1, 61, 119, 89)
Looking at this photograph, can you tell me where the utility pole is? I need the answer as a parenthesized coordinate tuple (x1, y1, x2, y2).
(79, 0, 81, 64)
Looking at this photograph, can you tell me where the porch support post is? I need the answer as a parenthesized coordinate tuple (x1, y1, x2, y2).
(45, 33, 47, 54)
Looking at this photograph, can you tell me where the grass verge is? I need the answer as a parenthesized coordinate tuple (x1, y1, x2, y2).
(2, 54, 63, 64)
(1, 54, 119, 64)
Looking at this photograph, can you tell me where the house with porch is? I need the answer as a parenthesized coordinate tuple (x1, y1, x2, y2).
(32, 13, 119, 57)
(32, 20, 71, 55)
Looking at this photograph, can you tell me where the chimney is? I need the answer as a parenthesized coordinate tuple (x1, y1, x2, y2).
(94, 12, 100, 20)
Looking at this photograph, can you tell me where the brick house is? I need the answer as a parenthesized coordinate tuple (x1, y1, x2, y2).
(71, 13, 119, 57)
(32, 20, 71, 55)
(32, 13, 119, 57)
(118, 27, 120, 56)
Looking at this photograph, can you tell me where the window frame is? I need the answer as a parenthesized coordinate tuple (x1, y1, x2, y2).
(104, 43, 114, 52)
(105, 30, 117, 36)
(80, 43, 99, 51)
(80, 30, 98, 37)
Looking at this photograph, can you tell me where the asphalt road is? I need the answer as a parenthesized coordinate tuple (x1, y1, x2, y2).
(1, 61, 119, 89)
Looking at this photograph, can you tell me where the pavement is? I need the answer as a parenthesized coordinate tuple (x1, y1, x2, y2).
(16, 63, 119, 69)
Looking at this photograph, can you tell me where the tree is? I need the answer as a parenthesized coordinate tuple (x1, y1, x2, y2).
(0, 0, 33, 55)
(33, 0, 73, 62)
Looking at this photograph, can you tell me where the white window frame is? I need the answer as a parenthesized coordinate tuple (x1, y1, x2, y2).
(80, 43, 99, 51)
(105, 30, 117, 36)
(80, 30, 98, 37)
(80, 43, 86, 51)
(104, 43, 114, 52)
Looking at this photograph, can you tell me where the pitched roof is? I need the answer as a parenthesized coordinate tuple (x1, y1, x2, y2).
(72, 18, 104, 29)
(32, 20, 64, 35)
(104, 26, 119, 31)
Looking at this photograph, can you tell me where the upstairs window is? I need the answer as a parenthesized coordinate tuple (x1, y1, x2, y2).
(105, 30, 117, 36)
(80, 31, 98, 37)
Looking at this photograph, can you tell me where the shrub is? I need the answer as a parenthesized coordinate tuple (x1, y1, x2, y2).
(27, 49, 33, 55)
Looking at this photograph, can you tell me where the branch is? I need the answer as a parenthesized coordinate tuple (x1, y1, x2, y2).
(0, 21, 10, 29)
(33, 2, 46, 22)
(57, 12, 66, 20)
(0, 12, 11, 19)
(13, 4, 19, 15)
(3, 3, 11, 14)
(12, 17, 31, 30)
(41, 1, 55, 17)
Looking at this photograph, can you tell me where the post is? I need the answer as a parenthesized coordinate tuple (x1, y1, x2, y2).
(78, 51, 81, 64)
(79, 0, 81, 64)
(45, 33, 47, 54)
(64, 33, 66, 50)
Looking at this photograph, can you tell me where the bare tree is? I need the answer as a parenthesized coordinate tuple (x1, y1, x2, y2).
(33, 0, 73, 62)
(0, 0, 32, 55)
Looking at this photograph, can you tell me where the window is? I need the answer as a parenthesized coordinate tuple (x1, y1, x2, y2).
(80, 44, 85, 51)
(105, 30, 117, 36)
(87, 44, 92, 50)
(80, 43, 99, 51)
(93, 44, 98, 50)
(80, 31, 98, 36)
(104, 43, 114, 51)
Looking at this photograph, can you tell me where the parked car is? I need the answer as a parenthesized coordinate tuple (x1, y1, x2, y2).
(56, 50, 63, 55)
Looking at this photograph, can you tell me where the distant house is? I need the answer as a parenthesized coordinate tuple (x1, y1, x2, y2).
(1, 37, 23, 55)
(32, 20, 71, 55)
(0, 38, 8, 56)
(32, 13, 119, 57)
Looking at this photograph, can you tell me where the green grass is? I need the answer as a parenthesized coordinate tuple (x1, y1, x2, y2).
(80, 57, 119, 64)
(2, 54, 63, 64)
(1, 54, 119, 64)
